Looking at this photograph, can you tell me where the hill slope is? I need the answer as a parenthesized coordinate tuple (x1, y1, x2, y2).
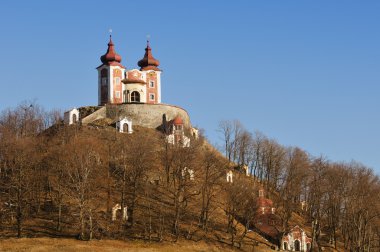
(0, 123, 281, 251)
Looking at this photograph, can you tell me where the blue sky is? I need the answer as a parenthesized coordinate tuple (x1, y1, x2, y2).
(0, 1, 379, 171)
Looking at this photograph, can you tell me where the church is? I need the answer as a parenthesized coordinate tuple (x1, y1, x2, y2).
(97, 36, 162, 105)
(64, 36, 197, 144)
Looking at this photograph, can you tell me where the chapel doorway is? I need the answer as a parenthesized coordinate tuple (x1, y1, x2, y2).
(294, 240, 300, 251)
(123, 123, 129, 133)
(131, 91, 140, 102)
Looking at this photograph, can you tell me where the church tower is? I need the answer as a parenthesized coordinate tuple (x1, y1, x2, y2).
(97, 36, 125, 105)
(137, 40, 162, 104)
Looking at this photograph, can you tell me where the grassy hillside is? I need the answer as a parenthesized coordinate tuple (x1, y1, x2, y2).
(2, 104, 377, 251)
(0, 123, 281, 251)
(0, 238, 277, 252)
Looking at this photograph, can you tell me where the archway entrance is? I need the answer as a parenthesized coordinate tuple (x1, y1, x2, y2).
(294, 240, 300, 251)
(283, 242, 288, 250)
(72, 114, 77, 123)
(123, 123, 129, 133)
(131, 91, 140, 102)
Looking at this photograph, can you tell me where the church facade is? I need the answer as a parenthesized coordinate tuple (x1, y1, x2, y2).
(281, 225, 312, 251)
(97, 36, 162, 105)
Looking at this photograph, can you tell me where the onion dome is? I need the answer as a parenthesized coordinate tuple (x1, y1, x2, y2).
(173, 116, 183, 125)
(100, 36, 123, 67)
(137, 40, 160, 71)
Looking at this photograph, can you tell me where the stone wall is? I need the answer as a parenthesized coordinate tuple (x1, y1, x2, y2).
(105, 103, 191, 129)
(81, 107, 106, 124)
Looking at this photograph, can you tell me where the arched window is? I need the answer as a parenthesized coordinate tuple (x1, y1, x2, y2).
(101, 69, 108, 86)
(72, 114, 77, 124)
(294, 240, 300, 251)
(123, 123, 129, 133)
(100, 69, 108, 104)
(131, 91, 140, 102)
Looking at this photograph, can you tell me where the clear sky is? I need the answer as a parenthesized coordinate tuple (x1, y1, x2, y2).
(0, 1, 379, 171)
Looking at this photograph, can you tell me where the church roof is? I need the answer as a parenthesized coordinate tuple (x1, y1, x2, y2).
(173, 116, 184, 125)
(257, 197, 273, 208)
(137, 40, 160, 71)
(99, 36, 125, 68)
(121, 78, 146, 84)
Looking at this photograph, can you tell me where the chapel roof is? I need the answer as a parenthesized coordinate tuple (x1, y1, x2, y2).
(121, 78, 146, 84)
(173, 116, 184, 125)
(137, 40, 160, 71)
(99, 35, 125, 68)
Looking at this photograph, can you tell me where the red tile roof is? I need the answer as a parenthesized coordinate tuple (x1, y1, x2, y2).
(173, 116, 183, 125)
(121, 78, 146, 84)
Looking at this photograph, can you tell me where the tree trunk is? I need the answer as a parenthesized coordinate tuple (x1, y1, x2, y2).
(16, 168, 22, 238)
(120, 166, 126, 230)
(89, 209, 93, 240)
(79, 205, 85, 240)
(57, 194, 62, 231)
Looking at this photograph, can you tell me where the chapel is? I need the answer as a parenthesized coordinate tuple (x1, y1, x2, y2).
(97, 36, 162, 105)
(252, 187, 281, 243)
(64, 35, 196, 148)
(281, 225, 312, 251)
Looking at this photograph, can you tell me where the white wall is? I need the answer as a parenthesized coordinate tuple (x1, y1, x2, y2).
(64, 108, 80, 125)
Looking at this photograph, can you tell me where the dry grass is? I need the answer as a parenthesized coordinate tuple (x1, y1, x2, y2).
(0, 126, 278, 252)
(0, 238, 275, 252)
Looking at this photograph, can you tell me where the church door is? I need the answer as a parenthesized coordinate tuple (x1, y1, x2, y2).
(72, 114, 77, 124)
(294, 240, 300, 251)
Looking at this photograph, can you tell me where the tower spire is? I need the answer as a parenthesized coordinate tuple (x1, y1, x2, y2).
(100, 35, 123, 66)
(137, 38, 160, 71)
(146, 34, 151, 48)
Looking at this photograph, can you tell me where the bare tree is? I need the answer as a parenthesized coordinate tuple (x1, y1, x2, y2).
(223, 175, 258, 248)
(261, 138, 286, 191)
(198, 149, 226, 231)
(278, 147, 310, 232)
(0, 103, 46, 237)
(62, 136, 106, 240)
(340, 163, 380, 251)
(114, 133, 156, 230)
(218, 120, 244, 163)
(250, 131, 266, 180)
(307, 156, 329, 251)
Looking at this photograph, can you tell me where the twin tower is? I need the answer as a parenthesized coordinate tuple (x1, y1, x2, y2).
(97, 36, 162, 106)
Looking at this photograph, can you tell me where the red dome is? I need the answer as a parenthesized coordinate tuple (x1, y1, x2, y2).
(138, 40, 160, 71)
(173, 116, 183, 125)
(100, 36, 123, 65)
(257, 197, 273, 208)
